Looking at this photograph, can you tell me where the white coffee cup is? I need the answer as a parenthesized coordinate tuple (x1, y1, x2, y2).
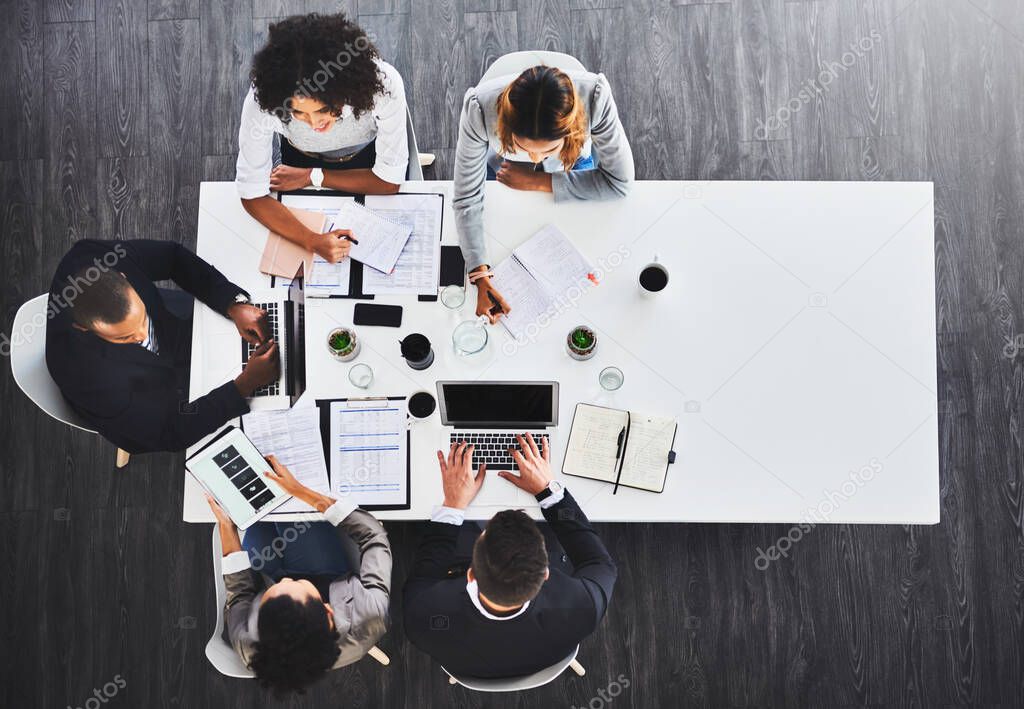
(638, 256, 669, 297)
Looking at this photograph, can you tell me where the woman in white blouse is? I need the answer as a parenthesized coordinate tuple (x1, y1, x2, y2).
(237, 13, 409, 263)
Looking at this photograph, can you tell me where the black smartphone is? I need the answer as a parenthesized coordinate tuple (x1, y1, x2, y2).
(439, 245, 466, 287)
(353, 303, 403, 328)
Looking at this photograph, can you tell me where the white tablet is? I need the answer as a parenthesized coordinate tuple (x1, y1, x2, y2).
(186, 426, 292, 529)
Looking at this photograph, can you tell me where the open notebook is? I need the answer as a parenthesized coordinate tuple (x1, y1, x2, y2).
(491, 224, 595, 341)
(562, 403, 678, 493)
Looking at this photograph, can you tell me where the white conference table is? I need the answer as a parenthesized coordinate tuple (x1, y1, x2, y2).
(184, 180, 938, 524)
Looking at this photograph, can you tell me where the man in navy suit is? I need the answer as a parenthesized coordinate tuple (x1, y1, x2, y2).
(403, 433, 618, 678)
(45, 239, 279, 454)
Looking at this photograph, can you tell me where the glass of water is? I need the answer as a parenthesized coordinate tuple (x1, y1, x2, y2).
(599, 366, 624, 391)
(453, 317, 489, 356)
(348, 363, 374, 389)
(440, 285, 467, 309)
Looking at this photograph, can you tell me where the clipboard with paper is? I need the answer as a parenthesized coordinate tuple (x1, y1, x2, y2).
(315, 396, 411, 510)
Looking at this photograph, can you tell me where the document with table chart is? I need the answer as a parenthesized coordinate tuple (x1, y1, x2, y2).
(280, 194, 355, 295)
(362, 193, 443, 295)
(242, 406, 331, 514)
(329, 401, 409, 507)
(490, 224, 595, 341)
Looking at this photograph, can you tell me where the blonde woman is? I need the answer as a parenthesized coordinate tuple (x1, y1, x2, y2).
(453, 66, 634, 322)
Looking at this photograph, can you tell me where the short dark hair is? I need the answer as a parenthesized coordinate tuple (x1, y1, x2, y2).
(68, 268, 133, 328)
(250, 596, 341, 696)
(472, 510, 549, 607)
(251, 13, 383, 121)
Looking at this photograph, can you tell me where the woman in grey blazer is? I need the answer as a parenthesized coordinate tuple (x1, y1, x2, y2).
(453, 65, 635, 323)
(208, 456, 391, 695)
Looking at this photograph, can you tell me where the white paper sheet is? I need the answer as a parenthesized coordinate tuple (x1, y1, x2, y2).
(563, 404, 628, 483)
(281, 194, 356, 295)
(330, 202, 413, 275)
(329, 401, 408, 507)
(513, 223, 594, 295)
(362, 193, 443, 295)
(242, 406, 331, 514)
(490, 257, 555, 342)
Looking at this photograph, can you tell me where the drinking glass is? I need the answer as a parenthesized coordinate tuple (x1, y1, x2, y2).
(348, 363, 374, 389)
(599, 366, 624, 391)
(453, 317, 489, 356)
(440, 285, 467, 309)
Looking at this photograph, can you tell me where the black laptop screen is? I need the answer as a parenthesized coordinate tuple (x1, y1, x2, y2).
(439, 382, 557, 428)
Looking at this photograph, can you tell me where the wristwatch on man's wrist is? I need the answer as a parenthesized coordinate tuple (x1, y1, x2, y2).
(310, 167, 325, 189)
(233, 293, 251, 306)
(535, 480, 564, 502)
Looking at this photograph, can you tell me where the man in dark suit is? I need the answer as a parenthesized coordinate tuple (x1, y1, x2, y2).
(45, 239, 279, 454)
(403, 433, 617, 678)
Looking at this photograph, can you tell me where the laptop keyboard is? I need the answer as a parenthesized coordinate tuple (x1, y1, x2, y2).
(242, 302, 280, 397)
(213, 445, 276, 510)
(449, 432, 549, 471)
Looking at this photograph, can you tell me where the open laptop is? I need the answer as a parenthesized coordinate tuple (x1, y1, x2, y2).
(436, 381, 558, 475)
(242, 264, 307, 411)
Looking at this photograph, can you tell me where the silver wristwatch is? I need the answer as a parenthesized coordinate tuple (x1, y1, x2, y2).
(310, 167, 325, 189)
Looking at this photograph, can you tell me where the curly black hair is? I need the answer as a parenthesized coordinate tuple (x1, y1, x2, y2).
(251, 12, 383, 122)
(250, 595, 341, 696)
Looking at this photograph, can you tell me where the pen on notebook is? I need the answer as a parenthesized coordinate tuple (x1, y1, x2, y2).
(612, 426, 626, 495)
(327, 221, 358, 244)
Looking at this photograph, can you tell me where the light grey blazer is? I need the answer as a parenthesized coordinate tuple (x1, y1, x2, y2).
(453, 70, 635, 271)
(222, 508, 392, 670)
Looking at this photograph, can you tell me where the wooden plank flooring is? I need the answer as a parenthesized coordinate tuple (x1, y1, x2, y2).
(2, 0, 1024, 706)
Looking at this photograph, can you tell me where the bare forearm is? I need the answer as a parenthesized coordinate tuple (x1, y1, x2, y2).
(241, 196, 316, 249)
(219, 523, 242, 556)
(322, 168, 401, 195)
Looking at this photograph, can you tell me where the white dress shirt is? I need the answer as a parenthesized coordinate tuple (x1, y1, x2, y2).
(235, 59, 409, 199)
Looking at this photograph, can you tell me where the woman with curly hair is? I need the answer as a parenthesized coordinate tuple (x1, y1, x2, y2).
(236, 13, 410, 263)
(453, 65, 634, 323)
(210, 457, 392, 696)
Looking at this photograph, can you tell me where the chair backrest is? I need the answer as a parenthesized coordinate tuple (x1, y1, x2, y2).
(479, 50, 586, 85)
(405, 106, 424, 181)
(205, 524, 365, 678)
(9, 294, 96, 434)
(206, 528, 256, 678)
(444, 645, 581, 692)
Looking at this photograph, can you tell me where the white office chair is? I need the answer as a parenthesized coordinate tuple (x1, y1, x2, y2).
(206, 526, 391, 678)
(405, 106, 434, 177)
(444, 646, 586, 691)
(10, 294, 131, 468)
(479, 50, 586, 84)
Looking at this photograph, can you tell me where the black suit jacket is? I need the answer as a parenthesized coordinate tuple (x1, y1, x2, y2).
(403, 490, 617, 678)
(45, 239, 250, 453)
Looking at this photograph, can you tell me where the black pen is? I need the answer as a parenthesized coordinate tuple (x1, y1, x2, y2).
(612, 426, 626, 495)
(327, 221, 359, 245)
(487, 291, 503, 315)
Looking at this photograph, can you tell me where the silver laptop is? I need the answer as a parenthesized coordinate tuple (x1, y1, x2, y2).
(243, 265, 306, 411)
(436, 381, 558, 473)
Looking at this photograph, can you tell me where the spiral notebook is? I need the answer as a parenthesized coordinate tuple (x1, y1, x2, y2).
(562, 403, 678, 494)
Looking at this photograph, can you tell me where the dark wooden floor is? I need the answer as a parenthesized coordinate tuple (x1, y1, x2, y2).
(2, 0, 1023, 706)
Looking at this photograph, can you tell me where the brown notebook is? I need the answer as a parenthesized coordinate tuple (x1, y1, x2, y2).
(258, 207, 327, 278)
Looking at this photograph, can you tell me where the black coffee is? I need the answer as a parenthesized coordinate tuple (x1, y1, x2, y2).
(640, 266, 668, 292)
(409, 391, 436, 419)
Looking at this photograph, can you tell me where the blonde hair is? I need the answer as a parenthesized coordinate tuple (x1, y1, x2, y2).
(495, 66, 588, 170)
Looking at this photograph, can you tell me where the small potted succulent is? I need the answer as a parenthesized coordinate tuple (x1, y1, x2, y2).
(327, 327, 360, 362)
(566, 325, 597, 361)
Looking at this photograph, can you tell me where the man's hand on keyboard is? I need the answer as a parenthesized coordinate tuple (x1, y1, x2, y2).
(437, 441, 486, 510)
(498, 433, 553, 496)
(227, 303, 271, 345)
(234, 339, 279, 396)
